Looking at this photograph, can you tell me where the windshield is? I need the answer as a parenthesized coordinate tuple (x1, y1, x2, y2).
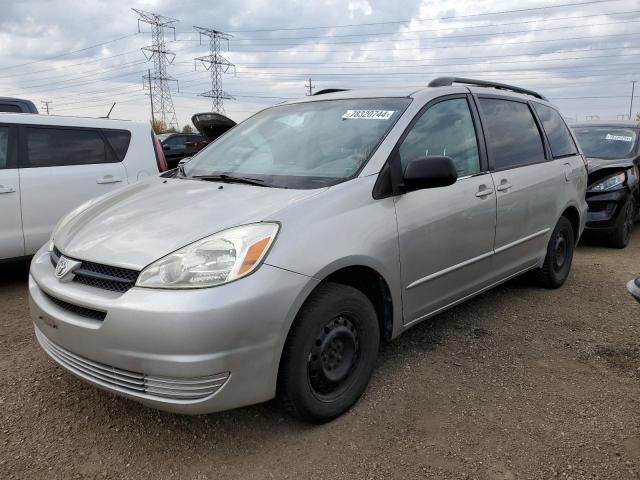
(183, 98, 411, 188)
(573, 126, 639, 160)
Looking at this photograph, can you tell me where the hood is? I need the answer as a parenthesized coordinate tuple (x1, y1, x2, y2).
(587, 157, 636, 175)
(54, 177, 322, 270)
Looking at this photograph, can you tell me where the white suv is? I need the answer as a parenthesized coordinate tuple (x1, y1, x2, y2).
(0, 113, 166, 262)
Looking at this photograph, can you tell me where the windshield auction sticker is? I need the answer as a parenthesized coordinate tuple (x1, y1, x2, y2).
(605, 133, 633, 142)
(342, 110, 395, 120)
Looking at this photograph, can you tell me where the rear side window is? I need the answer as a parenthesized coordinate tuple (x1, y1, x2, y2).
(0, 104, 21, 113)
(0, 126, 8, 168)
(103, 129, 131, 161)
(26, 127, 116, 168)
(532, 103, 577, 158)
(479, 98, 545, 170)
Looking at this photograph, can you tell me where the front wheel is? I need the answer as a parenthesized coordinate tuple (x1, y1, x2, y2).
(535, 216, 575, 289)
(608, 198, 636, 249)
(277, 283, 380, 423)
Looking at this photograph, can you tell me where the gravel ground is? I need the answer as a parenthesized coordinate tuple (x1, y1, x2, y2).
(1, 235, 639, 480)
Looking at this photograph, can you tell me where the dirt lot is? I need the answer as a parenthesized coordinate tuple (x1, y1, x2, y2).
(1, 236, 639, 480)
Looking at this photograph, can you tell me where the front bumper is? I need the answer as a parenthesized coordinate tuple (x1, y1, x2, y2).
(585, 188, 631, 232)
(29, 246, 317, 414)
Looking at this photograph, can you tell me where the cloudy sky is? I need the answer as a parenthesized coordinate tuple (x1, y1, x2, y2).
(1, 0, 639, 127)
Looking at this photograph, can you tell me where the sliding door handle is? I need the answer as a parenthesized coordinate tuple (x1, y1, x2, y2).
(496, 182, 513, 192)
(475, 188, 494, 198)
(0, 185, 16, 194)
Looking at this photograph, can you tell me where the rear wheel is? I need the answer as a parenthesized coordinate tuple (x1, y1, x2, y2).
(536, 216, 575, 289)
(277, 283, 379, 423)
(608, 198, 636, 249)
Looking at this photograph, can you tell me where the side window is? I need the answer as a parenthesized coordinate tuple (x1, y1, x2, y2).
(103, 129, 131, 161)
(532, 103, 577, 158)
(0, 127, 9, 169)
(0, 104, 21, 113)
(479, 98, 545, 170)
(399, 98, 480, 177)
(165, 136, 186, 149)
(26, 127, 113, 168)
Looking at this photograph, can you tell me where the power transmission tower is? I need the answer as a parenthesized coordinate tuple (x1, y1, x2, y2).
(194, 26, 235, 114)
(305, 78, 315, 96)
(133, 8, 179, 130)
(41, 100, 52, 115)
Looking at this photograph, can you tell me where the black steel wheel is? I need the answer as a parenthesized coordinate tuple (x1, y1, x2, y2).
(536, 216, 575, 289)
(609, 198, 636, 249)
(278, 283, 380, 423)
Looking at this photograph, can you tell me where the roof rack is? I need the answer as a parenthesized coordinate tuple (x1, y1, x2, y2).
(313, 88, 350, 96)
(428, 77, 547, 101)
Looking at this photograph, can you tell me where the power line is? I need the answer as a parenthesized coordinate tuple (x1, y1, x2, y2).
(2, 32, 140, 71)
(224, 31, 640, 54)
(227, 21, 640, 48)
(225, 0, 624, 32)
(227, 13, 640, 41)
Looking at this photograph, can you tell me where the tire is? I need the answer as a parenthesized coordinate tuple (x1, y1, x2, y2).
(608, 198, 636, 249)
(277, 282, 380, 423)
(535, 216, 575, 289)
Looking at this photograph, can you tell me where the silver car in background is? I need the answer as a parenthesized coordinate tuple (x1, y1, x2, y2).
(29, 77, 588, 422)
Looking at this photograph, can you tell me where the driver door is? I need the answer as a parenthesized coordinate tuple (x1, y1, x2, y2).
(393, 95, 498, 324)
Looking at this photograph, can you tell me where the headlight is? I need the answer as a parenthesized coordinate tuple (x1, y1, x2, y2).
(136, 223, 279, 289)
(587, 172, 626, 193)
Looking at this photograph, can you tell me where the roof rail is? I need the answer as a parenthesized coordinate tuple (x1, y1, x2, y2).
(428, 77, 548, 101)
(313, 88, 350, 96)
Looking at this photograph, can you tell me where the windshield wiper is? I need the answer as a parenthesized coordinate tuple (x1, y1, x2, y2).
(191, 174, 271, 187)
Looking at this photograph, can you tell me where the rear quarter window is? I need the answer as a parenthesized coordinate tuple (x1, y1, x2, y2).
(25, 127, 116, 168)
(532, 103, 577, 158)
(0, 104, 21, 113)
(102, 129, 132, 161)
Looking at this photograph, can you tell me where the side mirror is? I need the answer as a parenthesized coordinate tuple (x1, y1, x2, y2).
(402, 156, 458, 192)
(162, 144, 170, 151)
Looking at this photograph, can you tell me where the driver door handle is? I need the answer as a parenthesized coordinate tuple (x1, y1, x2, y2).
(0, 185, 16, 194)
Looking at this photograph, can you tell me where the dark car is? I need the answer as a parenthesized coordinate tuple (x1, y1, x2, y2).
(572, 122, 640, 248)
(0, 97, 38, 113)
(161, 133, 208, 169)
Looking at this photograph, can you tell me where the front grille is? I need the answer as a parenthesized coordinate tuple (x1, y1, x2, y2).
(35, 329, 230, 401)
(51, 247, 140, 293)
(43, 292, 107, 321)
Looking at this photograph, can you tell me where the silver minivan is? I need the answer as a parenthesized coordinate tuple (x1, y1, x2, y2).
(29, 78, 588, 422)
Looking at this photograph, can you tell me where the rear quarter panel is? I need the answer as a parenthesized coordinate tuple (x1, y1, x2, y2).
(121, 125, 158, 182)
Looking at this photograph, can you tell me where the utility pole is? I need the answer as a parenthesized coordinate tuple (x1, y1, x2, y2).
(41, 100, 52, 115)
(629, 80, 637, 121)
(305, 78, 315, 96)
(133, 8, 179, 130)
(145, 68, 155, 125)
(194, 26, 235, 115)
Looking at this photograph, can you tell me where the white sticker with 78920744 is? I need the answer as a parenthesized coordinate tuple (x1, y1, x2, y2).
(342, 110, 395, 120)
(605, 133, 633, 142)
